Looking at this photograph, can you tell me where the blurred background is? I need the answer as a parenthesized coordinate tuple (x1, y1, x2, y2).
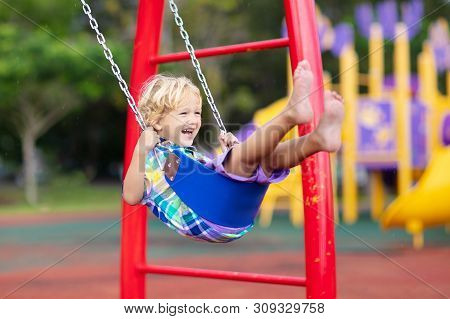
(0, 0, 449, 298)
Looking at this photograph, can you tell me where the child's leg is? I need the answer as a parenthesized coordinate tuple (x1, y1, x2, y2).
(261, 90, 344, 174)
(224, 60, 314, 178)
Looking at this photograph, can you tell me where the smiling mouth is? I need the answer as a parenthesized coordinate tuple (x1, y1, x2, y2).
(181, 128, 194, 137)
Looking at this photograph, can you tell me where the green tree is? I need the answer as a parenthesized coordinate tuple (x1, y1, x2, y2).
(0, 23, 128, 204)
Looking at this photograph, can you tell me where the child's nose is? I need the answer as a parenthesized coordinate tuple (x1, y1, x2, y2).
(187, 114, 198, 124)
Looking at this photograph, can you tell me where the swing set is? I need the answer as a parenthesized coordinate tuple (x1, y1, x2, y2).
(81, 0, 336, 298)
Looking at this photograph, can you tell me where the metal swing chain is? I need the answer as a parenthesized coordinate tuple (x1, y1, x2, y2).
(79, 0, 147, 132)
(80, 0, 226, 134)
(168, 0, 227, 134)
(79, 0, 173, 171)
(79, 0, 227, 167)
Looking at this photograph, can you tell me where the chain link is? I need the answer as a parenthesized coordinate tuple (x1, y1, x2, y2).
(79, 0, 147, 131)
(168, 0, 227, 134)
(80, 0, 227, 135)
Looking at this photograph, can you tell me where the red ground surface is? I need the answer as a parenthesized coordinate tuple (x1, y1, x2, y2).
(1, 248, 449, 298)
(1, 212, 449, 299)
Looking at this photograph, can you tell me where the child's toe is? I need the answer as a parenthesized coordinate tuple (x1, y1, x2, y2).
(298, 59, 310, 70)
(324, 90, 333, 102)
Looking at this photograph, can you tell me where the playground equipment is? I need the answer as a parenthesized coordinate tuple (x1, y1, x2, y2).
(339, 7, 450, 247)
(380, 39, 450, 249)
(117, 0, 336, 298)
(235, 0, 450, 248)
(381, 146, 450, 249)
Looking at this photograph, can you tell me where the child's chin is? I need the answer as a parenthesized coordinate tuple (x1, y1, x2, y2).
(179, 137, 194, 146)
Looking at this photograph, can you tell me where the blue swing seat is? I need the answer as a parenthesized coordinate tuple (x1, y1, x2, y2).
(165, 148, 269, 228)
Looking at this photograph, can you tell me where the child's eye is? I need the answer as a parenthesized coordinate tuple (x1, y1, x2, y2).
(179, 112, 187, 115)
(195, 112, 201, 115)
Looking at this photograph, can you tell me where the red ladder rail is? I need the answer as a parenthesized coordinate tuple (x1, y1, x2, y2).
(284, 0, 336, 298)
(151, 38, 289, 64)
(121, 0, 336, 299)
(120, 0, 164, 299)
(138, 264, 306, 287)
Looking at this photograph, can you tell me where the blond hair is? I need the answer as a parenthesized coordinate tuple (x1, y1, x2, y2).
(138, 74, 202, 127)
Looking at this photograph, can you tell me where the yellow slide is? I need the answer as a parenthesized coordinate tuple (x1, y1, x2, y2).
(380, 147, 450, 248)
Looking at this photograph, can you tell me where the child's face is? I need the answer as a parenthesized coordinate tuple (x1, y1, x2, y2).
(154, 91, 202, 147)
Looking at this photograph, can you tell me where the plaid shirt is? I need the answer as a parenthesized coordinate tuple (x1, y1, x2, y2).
(140, 140, 252, 243)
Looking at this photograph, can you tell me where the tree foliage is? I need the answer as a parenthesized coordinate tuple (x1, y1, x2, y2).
(0, 0, 448, 182)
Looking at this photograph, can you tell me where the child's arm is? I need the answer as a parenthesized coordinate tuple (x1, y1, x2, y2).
(122, 128, 159, 205)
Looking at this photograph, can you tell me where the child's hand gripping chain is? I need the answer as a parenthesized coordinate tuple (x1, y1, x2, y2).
(137, 127, 160, 155)
(219, 132, 240, 152)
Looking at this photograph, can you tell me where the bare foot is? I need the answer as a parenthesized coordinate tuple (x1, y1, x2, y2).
(311, 90, 344, 152)
(285, 60, 314, 125)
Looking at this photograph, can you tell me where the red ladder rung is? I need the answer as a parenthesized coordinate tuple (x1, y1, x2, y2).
(151, 37, 289, 64)
(138, 264, 306, 287)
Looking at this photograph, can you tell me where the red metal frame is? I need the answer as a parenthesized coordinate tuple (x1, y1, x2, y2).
(151, 38, 289, 64)
(284, 0, 337, 298)
(120, 0, 164, 299)
(121, 0, 336, 299)
(138, 264, 306, 286)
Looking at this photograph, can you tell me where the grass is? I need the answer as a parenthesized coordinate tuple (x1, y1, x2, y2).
(0, 175, 122, 215)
